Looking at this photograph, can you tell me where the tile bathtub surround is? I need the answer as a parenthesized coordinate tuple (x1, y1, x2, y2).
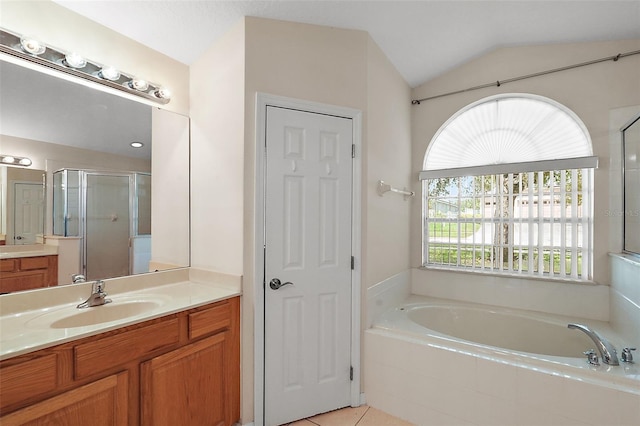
(609, 253, 640, 346)
(411, 267, 610, 321)
(364, 329, 640, 426)
(366, 270, 411, 328)
(287, 405, 413, 426)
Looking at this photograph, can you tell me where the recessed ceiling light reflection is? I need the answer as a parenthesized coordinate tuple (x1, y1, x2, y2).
(130, 142, 144, 148)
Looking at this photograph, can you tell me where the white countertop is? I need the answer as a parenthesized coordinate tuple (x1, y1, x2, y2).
(0, 244, 58, 259)
(0, 268, 241, 360)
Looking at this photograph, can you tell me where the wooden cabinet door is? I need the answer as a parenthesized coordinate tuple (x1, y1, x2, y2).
(0, 372, 128, 426)
(141, 333, 229, 426)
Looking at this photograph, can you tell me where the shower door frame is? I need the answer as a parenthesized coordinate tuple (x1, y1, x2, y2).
(80, 170, 136, 279)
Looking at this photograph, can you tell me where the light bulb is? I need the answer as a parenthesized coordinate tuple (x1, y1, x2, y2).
(99, 66, 120, 81)
(64, 52, 87, 69)
(1, 156, 15, 164)
(128, 78, 149, 91)
(20, 36, 46, 55)
(130, 142, 144, 148)
(18, 158, 32, 166)
(154, 87, 172, 100)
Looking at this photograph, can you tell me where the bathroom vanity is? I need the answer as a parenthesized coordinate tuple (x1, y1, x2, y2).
(0, 246, 59, 293)
(0, 271, 241, 426)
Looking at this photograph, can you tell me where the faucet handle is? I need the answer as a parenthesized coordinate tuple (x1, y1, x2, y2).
(583, 349, 599, 365)
(621, 348, 636, 363)
(92, 280, 106, 293)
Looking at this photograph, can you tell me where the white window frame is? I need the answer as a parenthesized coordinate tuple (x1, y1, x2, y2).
(421, 157, 596, 281)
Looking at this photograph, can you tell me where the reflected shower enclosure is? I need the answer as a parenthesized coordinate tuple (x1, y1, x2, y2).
(53, 169, 151, 280)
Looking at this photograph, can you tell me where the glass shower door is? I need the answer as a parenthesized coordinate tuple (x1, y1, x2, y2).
(85, 173, 131, 280)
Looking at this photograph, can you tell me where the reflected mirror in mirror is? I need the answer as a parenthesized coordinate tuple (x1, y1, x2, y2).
(622, 114, 640, 255)
(0, 58, 190, 292)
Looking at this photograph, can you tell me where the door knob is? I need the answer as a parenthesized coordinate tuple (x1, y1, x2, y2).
(269, 278, 293, 290)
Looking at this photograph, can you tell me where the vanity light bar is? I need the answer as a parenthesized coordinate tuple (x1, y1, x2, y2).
(0, 28, 171, 105)
(1, 154, 32, 167)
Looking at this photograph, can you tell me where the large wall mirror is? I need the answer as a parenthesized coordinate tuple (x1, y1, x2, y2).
(622, 113, 640, 255)
(0, 58, 190, 290)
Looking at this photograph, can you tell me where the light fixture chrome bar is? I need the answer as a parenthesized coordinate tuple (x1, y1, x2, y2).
(0, 27, 170, 105)
(1, 154, 32, 167)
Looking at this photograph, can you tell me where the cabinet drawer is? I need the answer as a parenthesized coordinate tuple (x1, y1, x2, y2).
(20, 256, 50, 270)
(189, 301, 231, 339)
(0, 353, 58, 409)
(74, 319, 180, 379)
(0, 258, 17, 272)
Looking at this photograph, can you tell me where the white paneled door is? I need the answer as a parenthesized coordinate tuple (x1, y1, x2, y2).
(264, 106, 353, 425)
(13, 182, 44, 245)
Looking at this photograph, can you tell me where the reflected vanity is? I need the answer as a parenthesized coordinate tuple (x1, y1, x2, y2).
(0, 57, 190, 292)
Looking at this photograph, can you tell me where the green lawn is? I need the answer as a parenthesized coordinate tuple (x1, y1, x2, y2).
(427, 222, 480, 238)
(426, 244, 583, 276)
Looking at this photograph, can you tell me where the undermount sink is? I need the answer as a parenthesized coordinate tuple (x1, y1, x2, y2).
(26, 298, 166, 329)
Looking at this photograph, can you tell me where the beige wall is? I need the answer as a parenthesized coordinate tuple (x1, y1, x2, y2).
(151, 109, 190, 268)
(0, 0, 189, 115)
(189, 19, 246, 276)
(242, 17, 411, 423)
(365, 38, 413, 288)
(190, 17, 412, 423)
(242, 18, 367, 423)
(411, 39, 640, 286)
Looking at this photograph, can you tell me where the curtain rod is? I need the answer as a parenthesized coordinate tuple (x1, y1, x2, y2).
(411, 49, 640, 105)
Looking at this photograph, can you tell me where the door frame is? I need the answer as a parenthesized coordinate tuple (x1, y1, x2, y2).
(253, 93, 362, 426)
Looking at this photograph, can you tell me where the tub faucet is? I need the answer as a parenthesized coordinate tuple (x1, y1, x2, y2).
(568, 323, 619, 366)
(77, 280, 111, 309)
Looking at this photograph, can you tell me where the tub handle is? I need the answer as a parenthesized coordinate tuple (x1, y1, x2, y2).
(621, 347, 636, 363)
(583, 349, 599, 365)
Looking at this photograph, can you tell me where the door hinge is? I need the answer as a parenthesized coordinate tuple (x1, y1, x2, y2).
(351, 256, 355, 270)
(352, 144, 355, 158)
(350, 366, 354, 381)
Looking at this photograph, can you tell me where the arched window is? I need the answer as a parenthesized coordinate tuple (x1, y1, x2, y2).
(421, 94, 596, 280)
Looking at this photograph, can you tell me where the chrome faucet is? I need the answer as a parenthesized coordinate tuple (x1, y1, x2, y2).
(568, 323, 619, 366)
(77, 280, 112, 309)
(71, 274, 86, 284)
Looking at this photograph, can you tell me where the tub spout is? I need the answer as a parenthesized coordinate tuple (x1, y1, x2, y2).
(568, 323, 619, 366)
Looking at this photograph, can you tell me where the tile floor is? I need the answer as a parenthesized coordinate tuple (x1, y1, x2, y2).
(285, 405, 414, 426)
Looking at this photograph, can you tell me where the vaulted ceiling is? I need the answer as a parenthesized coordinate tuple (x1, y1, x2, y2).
(54, 0, 640, 88)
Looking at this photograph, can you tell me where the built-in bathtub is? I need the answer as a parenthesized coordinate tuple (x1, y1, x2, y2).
(365, 295, 640, 426)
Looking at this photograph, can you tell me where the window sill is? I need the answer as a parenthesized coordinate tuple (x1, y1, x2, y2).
(418, 265, 597, 286)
